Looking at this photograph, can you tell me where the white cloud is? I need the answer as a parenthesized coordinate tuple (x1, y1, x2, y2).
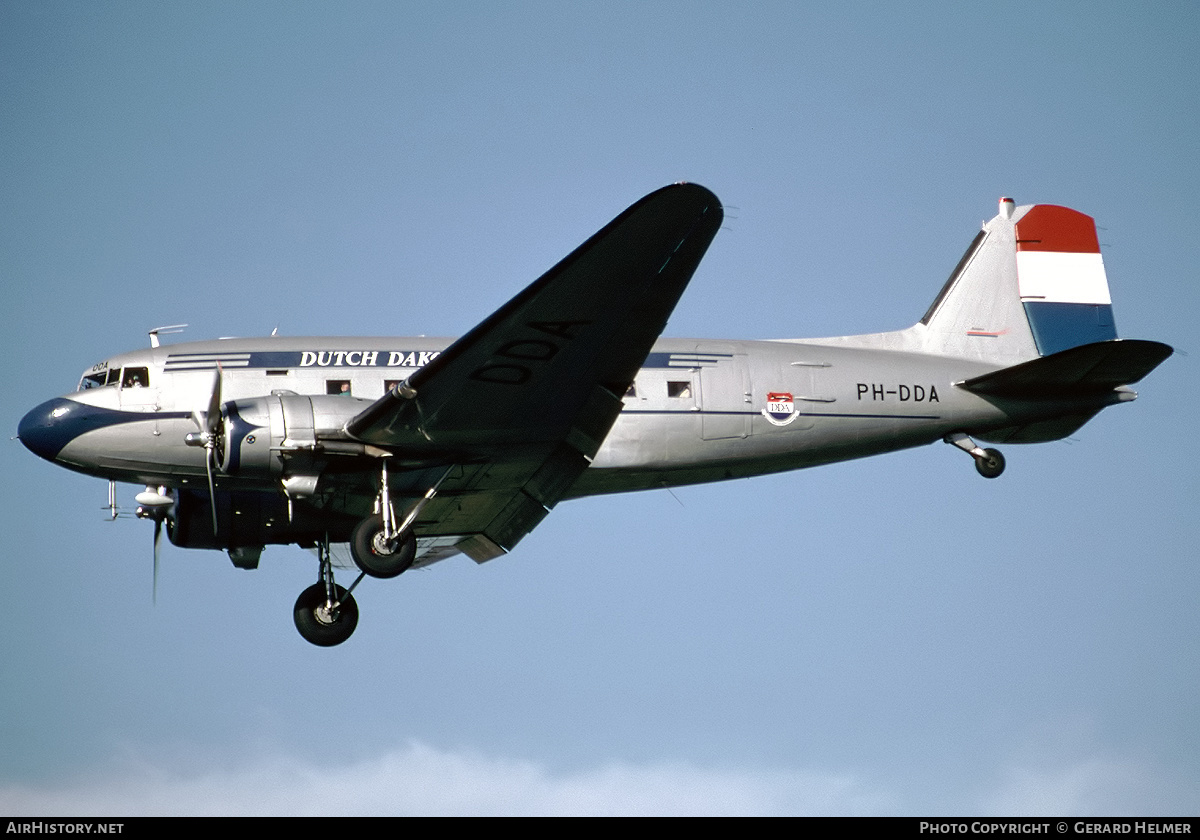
(3, 743, 1194, 816)
(0, 743, 892, 816)
(981, 758, 1199, 817)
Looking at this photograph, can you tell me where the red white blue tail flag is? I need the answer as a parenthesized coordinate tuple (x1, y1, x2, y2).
(1014, 204, 1117, 356)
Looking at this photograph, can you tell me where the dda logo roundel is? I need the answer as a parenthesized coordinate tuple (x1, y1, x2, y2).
(763, 391, 798, 426)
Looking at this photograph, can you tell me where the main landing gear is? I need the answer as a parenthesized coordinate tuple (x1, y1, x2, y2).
(291, 463, 451, 646)
(351, 514, 416, 578)
(294, 538, 361, 647)
(348, 460, 447, 579)
(945, 432, 1006, 479)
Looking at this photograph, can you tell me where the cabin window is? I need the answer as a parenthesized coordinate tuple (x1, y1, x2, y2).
(327, 380, 352, 395)
(121, 367, 149, 388)
(624, 382, 637, 398)
(667, 381, 691, 398)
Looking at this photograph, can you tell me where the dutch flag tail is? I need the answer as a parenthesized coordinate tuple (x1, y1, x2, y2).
(917, 198, 1167, 369)
(1013, 203, 1116, 356)
(916, 198, 1171, 435)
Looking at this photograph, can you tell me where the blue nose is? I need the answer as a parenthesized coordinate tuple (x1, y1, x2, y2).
(18, 398, 100, 462)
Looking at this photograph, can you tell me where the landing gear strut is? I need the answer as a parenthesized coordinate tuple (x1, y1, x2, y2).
(348, 461, 448, 578)
(293, 537, 361, 646)
(945, 432, 1006, 479)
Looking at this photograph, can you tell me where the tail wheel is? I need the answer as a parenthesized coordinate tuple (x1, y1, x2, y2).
(293, 582, 359, 647)
(350, 514, 417, 579)
(974, 448, 1006, 479)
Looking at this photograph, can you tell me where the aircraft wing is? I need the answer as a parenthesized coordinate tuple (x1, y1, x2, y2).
(345, 183, 723, 560)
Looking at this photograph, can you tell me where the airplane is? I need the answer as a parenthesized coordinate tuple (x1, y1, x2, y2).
(17, 183, 1173, 646)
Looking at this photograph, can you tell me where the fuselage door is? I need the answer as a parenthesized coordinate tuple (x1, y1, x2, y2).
(786, 360, 834, 430)
(697, 346, 752, 440)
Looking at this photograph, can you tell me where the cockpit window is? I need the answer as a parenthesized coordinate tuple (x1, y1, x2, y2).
(79, 365, 150, 390)
(122, 367, 149, 388)
(79, 372, 107, 390)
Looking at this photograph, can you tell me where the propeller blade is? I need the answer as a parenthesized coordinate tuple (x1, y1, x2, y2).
(152, 516, 162, 606)
(205, 364, 223, 437)
(190, 365, 224, 437)
(205, 445, 218, 535)
(187, 364, 224, 539)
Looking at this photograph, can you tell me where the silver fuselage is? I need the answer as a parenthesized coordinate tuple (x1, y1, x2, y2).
(26, 332, 1109, 498)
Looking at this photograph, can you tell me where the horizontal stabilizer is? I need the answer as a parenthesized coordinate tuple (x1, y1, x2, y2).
(958, 339, 1173, 398)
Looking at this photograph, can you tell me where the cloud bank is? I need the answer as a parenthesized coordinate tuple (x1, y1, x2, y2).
(2, 743, 1193, 816)
(1, 743, 888, 816)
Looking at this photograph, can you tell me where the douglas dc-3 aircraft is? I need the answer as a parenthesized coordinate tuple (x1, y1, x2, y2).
(19, 184, 1172, 645)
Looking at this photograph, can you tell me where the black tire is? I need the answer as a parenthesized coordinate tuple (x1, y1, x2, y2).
(974, 448, 1006, 479)
(293, 582, 359, 647)
(350, 514, 416, 579)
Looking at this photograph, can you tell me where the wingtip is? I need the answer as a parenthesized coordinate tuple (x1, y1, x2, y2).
(656, 181, 722, 212)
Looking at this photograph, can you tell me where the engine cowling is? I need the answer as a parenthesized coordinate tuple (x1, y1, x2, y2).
(219, 393, 373, 479)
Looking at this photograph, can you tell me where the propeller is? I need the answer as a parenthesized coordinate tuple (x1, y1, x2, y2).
(135, 486, 174, 606)
(152, 514, 162, 605)
(186, 366, 224, 535)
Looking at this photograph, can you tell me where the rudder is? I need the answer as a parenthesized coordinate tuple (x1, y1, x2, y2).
(918, 199, 1118, 363)
(1013, 204, 1117, 355)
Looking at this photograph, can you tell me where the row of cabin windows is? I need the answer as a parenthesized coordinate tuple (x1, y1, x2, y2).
(329, 380, 695, 398)
(325, 380, 405, 396)
(77, 370, 695, 400)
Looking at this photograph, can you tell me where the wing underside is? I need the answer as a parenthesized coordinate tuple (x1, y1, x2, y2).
(346, 183, 723, 560)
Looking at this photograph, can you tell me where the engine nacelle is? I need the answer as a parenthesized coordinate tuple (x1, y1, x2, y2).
(220, 393, 373, 479)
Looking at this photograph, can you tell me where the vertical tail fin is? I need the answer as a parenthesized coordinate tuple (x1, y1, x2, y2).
(918, 199, 1118, 363)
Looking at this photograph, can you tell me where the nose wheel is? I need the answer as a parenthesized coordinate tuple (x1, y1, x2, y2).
(945, 432, 1005, 479)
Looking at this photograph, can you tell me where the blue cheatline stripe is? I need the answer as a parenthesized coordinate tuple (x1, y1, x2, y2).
(1023, 302, 1117, 356)
(163, 350, 442, 370)
(622, 409, 941, 421)
(18, 398, 191, 460)
(641, 352, 732, 368)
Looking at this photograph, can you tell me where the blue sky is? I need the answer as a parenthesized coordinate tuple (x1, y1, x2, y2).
(2, 1, 1197, 816)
